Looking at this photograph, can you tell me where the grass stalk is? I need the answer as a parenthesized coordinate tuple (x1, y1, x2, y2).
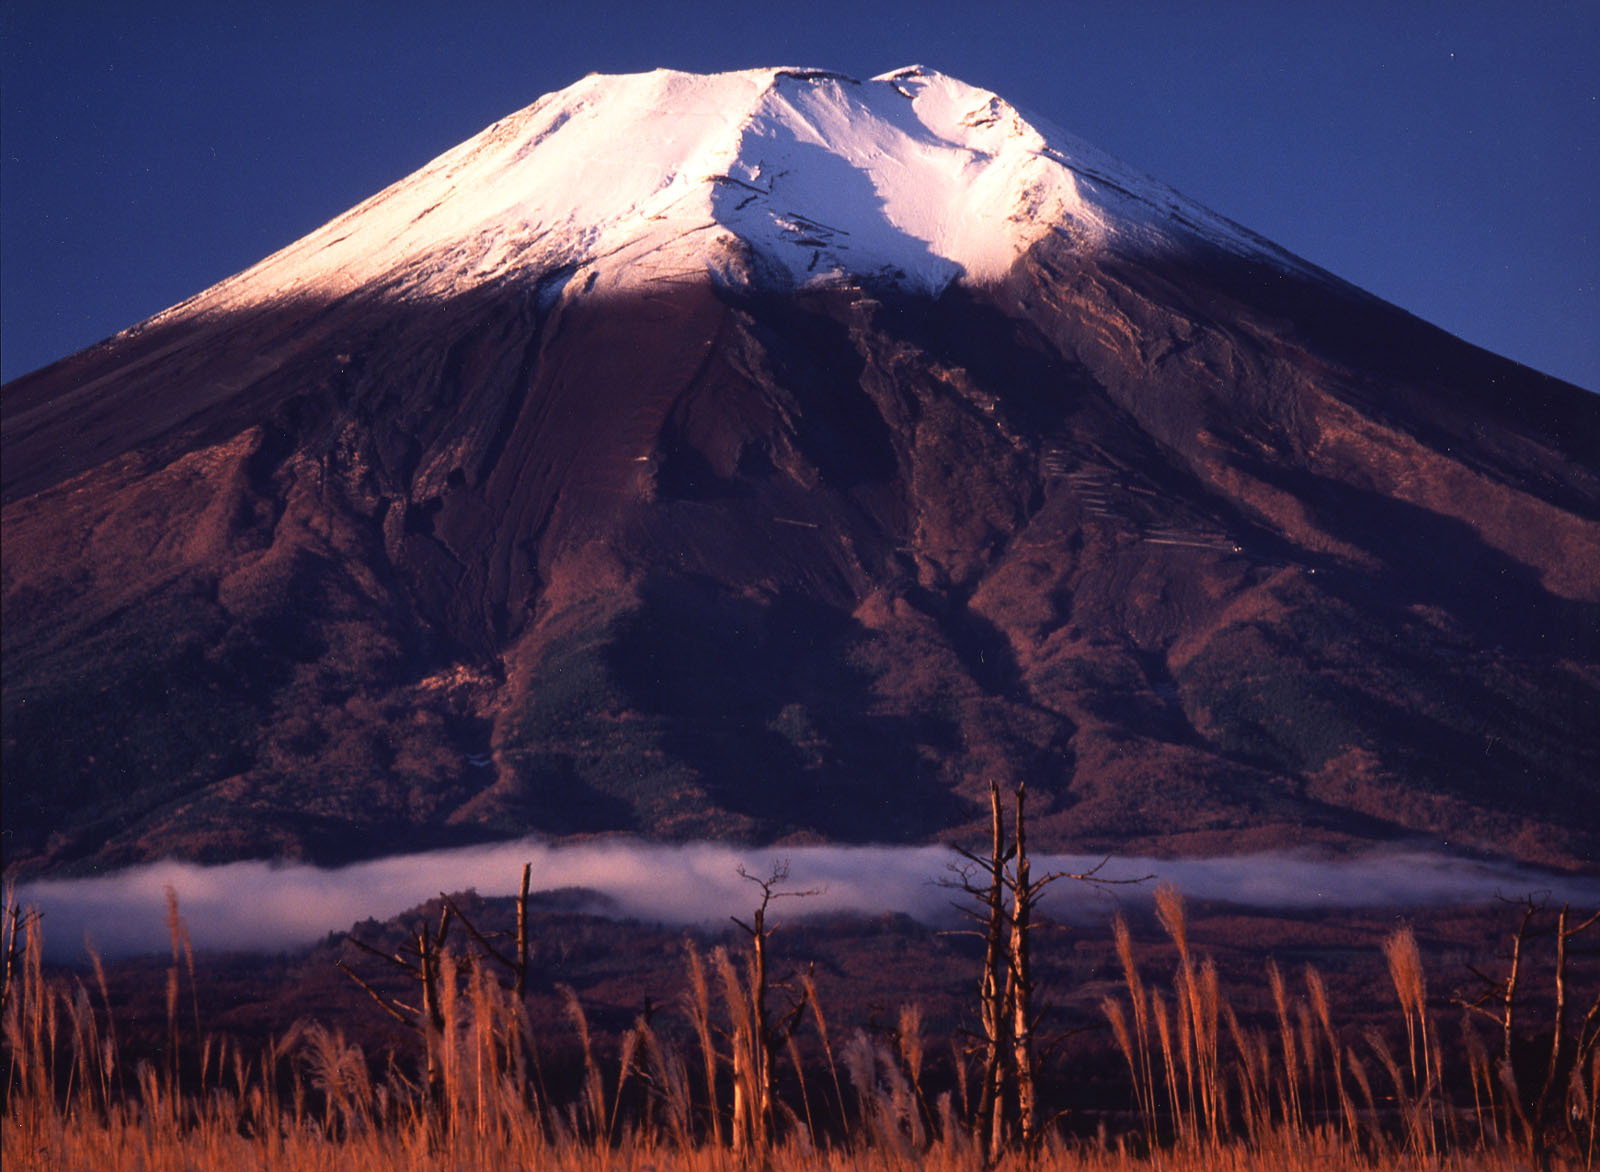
(4, 884, 1593, 1170)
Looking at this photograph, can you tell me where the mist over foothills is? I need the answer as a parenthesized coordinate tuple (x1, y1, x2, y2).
(17, 839, 1600, 961)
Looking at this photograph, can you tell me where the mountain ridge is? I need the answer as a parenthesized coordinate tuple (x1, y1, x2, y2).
(4, 67, 1597, 879)
(60, 67, 1336, 342)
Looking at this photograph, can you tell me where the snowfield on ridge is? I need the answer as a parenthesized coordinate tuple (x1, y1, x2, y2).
(150, 65, 1309, 325)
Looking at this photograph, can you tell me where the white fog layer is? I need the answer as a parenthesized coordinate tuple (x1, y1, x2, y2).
(16, 840, 1599, 960)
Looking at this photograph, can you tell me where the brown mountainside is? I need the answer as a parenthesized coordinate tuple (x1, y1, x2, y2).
(4, 221, 1599, 877)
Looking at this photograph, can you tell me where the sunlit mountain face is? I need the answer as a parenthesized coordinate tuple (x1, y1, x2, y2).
(4, 67, 1598, 879)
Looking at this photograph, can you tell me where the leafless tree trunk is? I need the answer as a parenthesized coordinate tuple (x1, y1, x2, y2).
(0, 890, 41, 1026)
(977, 782, 1012, 1164)
(340, 901, 454, 1100)
(514, 862, 532, 999)
(729, 862, 819, 1157)
(744, 888, 775, 1153)
(949, 781, 1148, 1164)
(438, 863, 533, 998)
(949, 782, 1024, 1164)
(1009, 785, 1038, 1150)
(339, 865, 538, 1107)
(1457, 896, 1600, 1164)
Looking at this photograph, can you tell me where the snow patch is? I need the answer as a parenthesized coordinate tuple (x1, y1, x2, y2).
(144, 66, 1315, 330)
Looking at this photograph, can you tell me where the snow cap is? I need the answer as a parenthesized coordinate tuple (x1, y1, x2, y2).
(159, 66, 1294, 321)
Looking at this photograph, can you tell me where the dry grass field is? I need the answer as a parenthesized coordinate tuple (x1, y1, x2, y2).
(4, 867, 1596, 1172)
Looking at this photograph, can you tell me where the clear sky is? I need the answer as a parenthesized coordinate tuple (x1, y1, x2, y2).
(2, 1, 1595, 389)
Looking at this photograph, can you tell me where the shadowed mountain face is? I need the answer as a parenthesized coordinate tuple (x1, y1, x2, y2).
(4, 226, 1599, 877)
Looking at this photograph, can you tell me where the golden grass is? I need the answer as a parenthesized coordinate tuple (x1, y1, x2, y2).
(1097, 891, 1598, 1171)
(3, 885, 1596, 1172)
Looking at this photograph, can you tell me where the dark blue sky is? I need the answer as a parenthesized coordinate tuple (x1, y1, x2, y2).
(3, 1, 1595, 389)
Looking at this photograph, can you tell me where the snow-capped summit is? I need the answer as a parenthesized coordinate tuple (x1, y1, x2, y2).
(165, 66, 1299, 322)
(8, 62, 1600, 881)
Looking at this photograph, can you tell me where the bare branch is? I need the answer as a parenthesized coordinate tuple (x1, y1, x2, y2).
(335, 959, 411, 1026)
(345, 933, 423, 978)
(438, 891, 518, 974)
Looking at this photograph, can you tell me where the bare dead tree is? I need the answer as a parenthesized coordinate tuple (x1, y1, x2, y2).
(727, 861, 820, 1157)
(338, 898, 455, 1097)
(337, 862, 536, 1103)
(0, 889, 42, 1024)
(948, 781, 1148, 1163)
(946, 782, 1014, 1164)
(1008, 784, 1039, 1150)
(1456, 894, 1600, 1164)
(438, 863, 535, 998)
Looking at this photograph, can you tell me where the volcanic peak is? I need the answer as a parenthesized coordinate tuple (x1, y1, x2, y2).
(14, 62, 1596, 879)
(150, 65, 1311, 328)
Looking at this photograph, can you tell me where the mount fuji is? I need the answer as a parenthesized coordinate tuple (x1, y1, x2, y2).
(4, 67, 1597, 878)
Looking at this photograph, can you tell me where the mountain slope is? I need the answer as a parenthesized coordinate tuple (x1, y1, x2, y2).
(4, 67, 1598, 877)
